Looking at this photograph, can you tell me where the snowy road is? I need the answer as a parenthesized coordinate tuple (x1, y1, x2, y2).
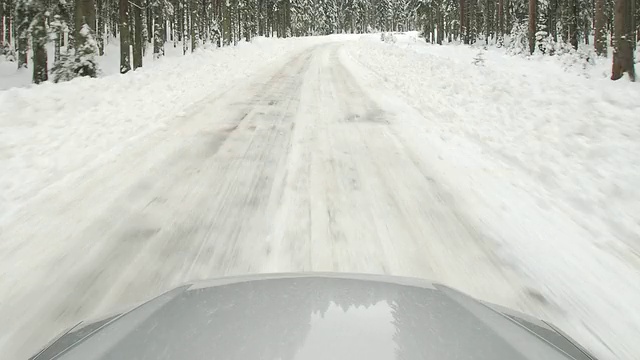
(1, 38, 639, 360)
(0, 42, 527, 359)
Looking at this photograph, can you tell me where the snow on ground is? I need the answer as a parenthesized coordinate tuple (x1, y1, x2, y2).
(346, 33, 640, 359)
(0, 36, 341, 220)
(1, 32, 639, 360)
(0, 37, 206, 90)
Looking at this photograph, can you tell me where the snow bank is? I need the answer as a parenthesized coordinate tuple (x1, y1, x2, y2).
(0, 36, 331, 220)
(346, 37, 640, 360)
(355, 35, 640, 257)
(0, 38, 222, 90)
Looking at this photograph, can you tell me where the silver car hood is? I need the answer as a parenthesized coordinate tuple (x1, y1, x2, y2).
(31, 273, 595, 360)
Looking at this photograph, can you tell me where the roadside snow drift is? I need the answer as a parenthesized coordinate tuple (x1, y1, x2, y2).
(346, 34, 640, 360)
(0, 36, 331, 219)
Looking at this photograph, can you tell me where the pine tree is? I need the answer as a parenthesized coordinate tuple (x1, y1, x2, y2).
(75, 0, 99, 77)
(76, 24, 100, 76)
(376, 0, 391, 30)
(5, 0, 630, 86)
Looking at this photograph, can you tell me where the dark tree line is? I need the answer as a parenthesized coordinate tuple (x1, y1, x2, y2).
(0, 0, 421, 84)
(414, 0, 636, 80)
(0, 0, 636, 83)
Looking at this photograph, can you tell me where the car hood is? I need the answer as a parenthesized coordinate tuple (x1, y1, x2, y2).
(31, 273, 595, 360)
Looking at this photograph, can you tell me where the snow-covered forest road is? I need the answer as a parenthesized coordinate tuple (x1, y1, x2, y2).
(1, 36, 639, 360)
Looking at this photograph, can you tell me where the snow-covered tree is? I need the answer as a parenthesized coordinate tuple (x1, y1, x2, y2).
(75, 24, 100, 76)
(6, 0, 629, 85)
(375, 0, 391, 30)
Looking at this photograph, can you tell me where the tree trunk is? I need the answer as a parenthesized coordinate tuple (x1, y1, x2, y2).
(0, 0, 4, 49)
(438, 9, 444, 44)
(16, 0, 28, 68)
(528, 0, 536, 54)
(505, 0, 511, 33)
(202, 0, 208, 43)
(119, 0, 131, 73)
(32, 6, 48, 83)
(468, 0, 475, 42)
(54, 25, 61, 62)
(484, 0, 490, 43)
(183, 0, 188, 54)
(568, 0, 578, 49)
(430, 4, 435, 42)
(190, 0, 196, 51)
(133, 0, 143, 68)
(548, 0, 557, 42)
(631, 0, 636, 49)
(129, 6, 135, 49)
(584, 17, 590, 44)
(4, 0, 11, 48)
(153, 0, 164, 58)
(224, 0, 231, 45)
(76, 0, 97, 47)
(498, 0, 504, 35)
(147, 4, 153, 43)
(460, 0, 467, 43)
(611, 0, 635, 80)
(66, 0, 75, 49)
(561, 0, 569, 42)
(112, 1, 118, 38)
(96, 0, 104, 55)
(177, 0, 183, 41)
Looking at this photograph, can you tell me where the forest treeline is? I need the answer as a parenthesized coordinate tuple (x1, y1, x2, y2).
(0, 0, 637, 84)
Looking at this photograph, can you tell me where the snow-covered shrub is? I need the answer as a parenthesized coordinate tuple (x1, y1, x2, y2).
(504, 22, 528, 55)
(472, 50, 486, 66)
(559, 47, 596, 76)
(531, 32, 597, 77)
(380, 32, 397, 44)
(535, 31, 554, 55)
(2, 44, 16, 62)
(552, 38, 579, 56)
(75, 24, 100, 77)
(51, 52, 79, 83)
(51, 25, 101, 83)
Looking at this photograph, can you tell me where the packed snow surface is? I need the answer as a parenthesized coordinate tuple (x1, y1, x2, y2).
(1, 33, 639, 360)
